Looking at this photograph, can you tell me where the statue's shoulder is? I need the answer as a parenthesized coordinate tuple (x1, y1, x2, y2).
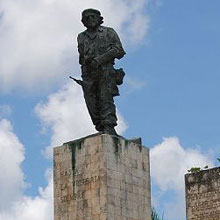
(99, 26, 118, 39)
(78, 30, 86, 38)
(99, 26, 115, 33)
(77, 30, 86, 41)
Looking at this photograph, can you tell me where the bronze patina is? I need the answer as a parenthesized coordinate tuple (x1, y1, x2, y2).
(74, 8, 125, 135)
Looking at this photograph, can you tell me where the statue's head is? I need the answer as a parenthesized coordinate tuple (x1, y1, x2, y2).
(81, 8, 103, 29)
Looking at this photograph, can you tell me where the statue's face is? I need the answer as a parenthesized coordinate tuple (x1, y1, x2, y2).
(83, 12, 99, 29)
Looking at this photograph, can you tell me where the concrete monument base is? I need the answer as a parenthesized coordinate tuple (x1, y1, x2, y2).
(185, 167, 220, 220)
(54, 133, 151, 220)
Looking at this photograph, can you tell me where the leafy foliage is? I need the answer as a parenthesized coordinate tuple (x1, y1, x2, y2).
(187, 167, 202, 173)
(188, 165, 209, 173)
(152, 207, 163, 220)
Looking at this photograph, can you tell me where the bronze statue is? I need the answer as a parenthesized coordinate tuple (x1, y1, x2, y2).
(73, 8, 125, 135)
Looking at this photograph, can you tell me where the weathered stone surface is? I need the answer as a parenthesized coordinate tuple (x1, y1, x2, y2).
(54, 133, 151, 220)
(185, 167, 220, 220)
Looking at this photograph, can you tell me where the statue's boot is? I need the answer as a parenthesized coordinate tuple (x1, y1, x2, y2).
(103, 125, 117, 136)
(95, 123, 104, 132)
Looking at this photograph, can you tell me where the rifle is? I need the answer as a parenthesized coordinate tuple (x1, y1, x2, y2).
(69, 76, 83, 86)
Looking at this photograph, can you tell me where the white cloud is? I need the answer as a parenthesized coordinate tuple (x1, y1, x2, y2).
(0, 0, 150, 92)
(0, 118, 53, 220)
(150, 137, 214, 191)
(0, 119, 25, 211)
(150, 137, 214, 220)
(35, 82, 128, 158)
(0, 171, 53, 220)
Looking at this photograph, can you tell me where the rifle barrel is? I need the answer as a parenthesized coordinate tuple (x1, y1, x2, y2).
(69, 76, 82, 86)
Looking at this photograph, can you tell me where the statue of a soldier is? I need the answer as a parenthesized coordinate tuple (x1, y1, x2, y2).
(76, 8, 125, 135)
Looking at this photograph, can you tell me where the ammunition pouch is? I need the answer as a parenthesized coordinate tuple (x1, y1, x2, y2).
(114, 68, 125, 85)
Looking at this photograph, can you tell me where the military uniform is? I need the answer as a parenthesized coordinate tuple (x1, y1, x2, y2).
(77, 25, 125, 132)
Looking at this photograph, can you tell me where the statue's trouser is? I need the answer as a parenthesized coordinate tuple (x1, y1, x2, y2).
(82, 70, 117, 131)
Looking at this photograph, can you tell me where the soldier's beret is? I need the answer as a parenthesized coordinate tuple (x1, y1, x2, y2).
(82, 8, 101, 17)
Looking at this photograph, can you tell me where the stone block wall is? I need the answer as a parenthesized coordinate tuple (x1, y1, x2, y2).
(185, 167, 220, 220)
(54, 134, 151, 220)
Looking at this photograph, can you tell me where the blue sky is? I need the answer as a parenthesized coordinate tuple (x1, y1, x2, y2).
(0, 0, 220, 219)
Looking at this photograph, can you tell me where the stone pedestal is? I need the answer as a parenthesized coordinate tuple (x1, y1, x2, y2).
(54, 133, 151, 220)
(185, 167, 220, 220)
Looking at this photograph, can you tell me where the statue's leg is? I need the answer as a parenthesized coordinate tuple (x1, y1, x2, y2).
(82, 78, 102, 131)
(99, 72, 117, 135)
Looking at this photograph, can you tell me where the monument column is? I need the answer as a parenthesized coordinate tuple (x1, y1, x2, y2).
(54, 133, 151, 220)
